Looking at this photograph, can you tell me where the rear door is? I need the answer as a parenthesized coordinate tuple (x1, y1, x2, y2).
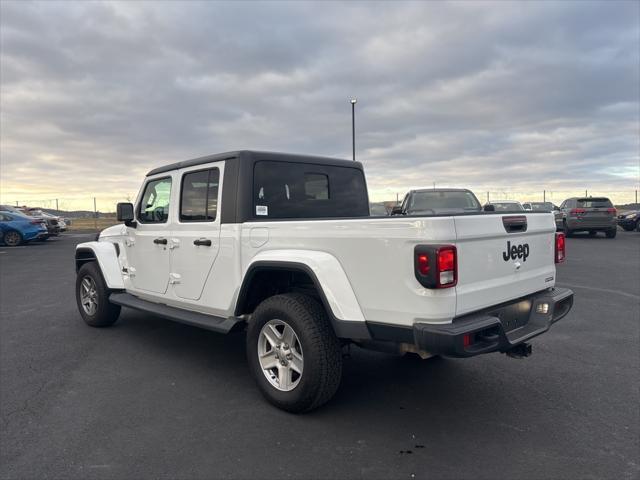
(169, 162, 224, 300)
(453, 213, 556, 316)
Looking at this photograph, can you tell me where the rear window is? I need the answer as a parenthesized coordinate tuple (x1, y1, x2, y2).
(407, 190, 481, 214)
(491, 202, 524, 212)
(577, 198, 612, 208)
(253, 161, 369, 219)
(530, 202, 554, 211)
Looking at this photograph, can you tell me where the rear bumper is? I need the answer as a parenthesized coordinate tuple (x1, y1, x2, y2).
(566, 218, 616, 230)
(367, 288, 574, 358)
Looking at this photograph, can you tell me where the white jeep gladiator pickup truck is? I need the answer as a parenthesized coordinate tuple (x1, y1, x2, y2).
(75, 150, 573, 412)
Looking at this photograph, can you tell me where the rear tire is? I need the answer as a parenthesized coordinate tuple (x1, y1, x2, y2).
(622, 225, 635, 232)
(563, 222, 573, 238)
(588, 231, 597, 237)
(76, 262, 121, 327)
(3, 230, 23, 247)
(605, 228, 617, 239)
(246, 293, 342, 413)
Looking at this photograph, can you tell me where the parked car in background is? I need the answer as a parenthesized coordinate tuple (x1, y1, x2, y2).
(522, 202, 563, 230)
(0, 211, 48, 246)
(617, 210, 640, 231)
(10, 207, 62, 238)
(391, 188, 482, 215)
(559, 197, 617, 238)
(484, 200, 525, 212)
(25, 209, 67, 232)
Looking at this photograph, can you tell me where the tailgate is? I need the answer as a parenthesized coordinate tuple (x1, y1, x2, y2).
(454, 213, 556, 316)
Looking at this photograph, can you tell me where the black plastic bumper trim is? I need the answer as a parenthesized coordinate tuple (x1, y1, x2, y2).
(368, 287, 574, 358)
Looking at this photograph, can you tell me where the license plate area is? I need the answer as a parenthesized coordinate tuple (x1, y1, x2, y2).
(488, 299, 532, 332)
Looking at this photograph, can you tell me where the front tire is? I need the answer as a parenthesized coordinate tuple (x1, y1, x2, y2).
(246, 293, 342, 413)
(76, 262, 121, 327)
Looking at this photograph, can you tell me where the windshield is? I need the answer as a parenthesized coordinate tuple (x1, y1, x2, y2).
(406, 190, 481, 214)
(490, 202, 524, 212)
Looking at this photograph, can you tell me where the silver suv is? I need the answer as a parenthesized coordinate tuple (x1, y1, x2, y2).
(559, 197, 617, 238)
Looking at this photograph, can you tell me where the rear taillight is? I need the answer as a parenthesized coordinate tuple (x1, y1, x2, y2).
(414, 245, 457, 288)
(569, 208, 585, 216)
(555, 233, 566, 264)
(29, 220, 41, 225)
(607, 208, 617, 215)
(417, 254, 429, 275)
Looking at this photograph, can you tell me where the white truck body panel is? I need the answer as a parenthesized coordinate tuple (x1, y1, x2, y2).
(453, 214, 556, 316)
(76, 240, 125, 290)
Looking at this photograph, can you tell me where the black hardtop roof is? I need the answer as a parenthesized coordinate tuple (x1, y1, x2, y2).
(146, 150, 363, 176)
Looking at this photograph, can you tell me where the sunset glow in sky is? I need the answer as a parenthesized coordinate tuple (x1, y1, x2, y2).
(1, 1, 638, 210)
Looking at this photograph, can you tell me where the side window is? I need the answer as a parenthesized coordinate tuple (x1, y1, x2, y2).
(253, 161, 368, 219)
(138, 177, 172, 223)
(401, 194, 409, 211)
(180, 168, 220, 222)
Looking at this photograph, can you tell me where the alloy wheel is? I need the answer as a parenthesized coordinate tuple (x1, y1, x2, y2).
(80, 276, 99, 316)
(257, 319, 304, 392)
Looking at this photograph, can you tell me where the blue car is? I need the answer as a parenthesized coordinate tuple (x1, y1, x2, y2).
(0, 211, 48, 246)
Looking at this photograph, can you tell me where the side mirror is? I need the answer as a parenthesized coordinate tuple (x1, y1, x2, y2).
(484, 204, 495, 212)
(391, 206, 404, 216)
(117, 202, 136, 226)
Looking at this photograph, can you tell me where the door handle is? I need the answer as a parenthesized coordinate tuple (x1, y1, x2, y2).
(193, 238, 212, 247)
(153, 237, 168, 245)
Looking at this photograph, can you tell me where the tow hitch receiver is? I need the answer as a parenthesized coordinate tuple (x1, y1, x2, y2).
(506, 342, 532, 359)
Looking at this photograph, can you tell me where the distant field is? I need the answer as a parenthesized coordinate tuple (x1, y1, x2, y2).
(67, 218, 118, 231)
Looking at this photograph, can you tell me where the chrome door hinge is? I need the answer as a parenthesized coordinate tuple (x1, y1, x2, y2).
(169, 273, 182, 284)
(169, 238, 180, 250)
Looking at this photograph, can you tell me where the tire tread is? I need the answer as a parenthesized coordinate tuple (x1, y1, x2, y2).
(247, 293, 342, 412)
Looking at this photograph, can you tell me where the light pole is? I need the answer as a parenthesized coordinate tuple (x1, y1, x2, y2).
(350, 98, 357, 161)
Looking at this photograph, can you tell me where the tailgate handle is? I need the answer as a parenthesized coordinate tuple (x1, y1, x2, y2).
(502, 215, 527, 233)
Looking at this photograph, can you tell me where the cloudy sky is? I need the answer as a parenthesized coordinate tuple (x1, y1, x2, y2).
(1, 0, 639, 208)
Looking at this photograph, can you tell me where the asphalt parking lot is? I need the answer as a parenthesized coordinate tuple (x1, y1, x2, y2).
(1, 231, 638, 480)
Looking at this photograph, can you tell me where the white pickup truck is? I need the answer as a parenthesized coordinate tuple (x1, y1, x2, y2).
(75, 150, 573, 412)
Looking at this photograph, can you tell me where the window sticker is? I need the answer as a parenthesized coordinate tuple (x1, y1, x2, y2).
(256, 205, 268, 216)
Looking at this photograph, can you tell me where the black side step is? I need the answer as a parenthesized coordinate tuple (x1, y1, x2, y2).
(109, 293, 243, 334)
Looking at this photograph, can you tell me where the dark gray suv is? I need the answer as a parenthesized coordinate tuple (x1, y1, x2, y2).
(559, 197, 617, 238)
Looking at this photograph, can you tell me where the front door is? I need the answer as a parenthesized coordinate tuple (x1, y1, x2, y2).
(126, 175, 173, 294)
(169, 163, 223, 300)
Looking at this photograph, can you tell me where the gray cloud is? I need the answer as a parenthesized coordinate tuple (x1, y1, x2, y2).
(1, 0, 638, 207)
